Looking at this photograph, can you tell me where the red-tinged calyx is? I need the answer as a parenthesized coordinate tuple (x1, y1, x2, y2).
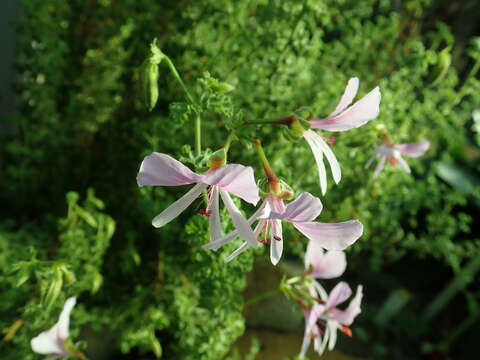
(208, 149, 227, 170)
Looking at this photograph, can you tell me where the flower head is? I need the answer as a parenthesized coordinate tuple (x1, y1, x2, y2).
(203, 192, 363, 265)
(365, 141, 430, 178)
(137, 152, 260, 247)
(31, 297, 76, 359)
(300, 282, 363, 357)
(293, 78, 381, 195)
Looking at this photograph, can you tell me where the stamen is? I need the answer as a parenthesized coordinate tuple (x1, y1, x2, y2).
(273, 235, 281, 241)
(316, 132, 336, 147)
(387, 156, 397, 166)
(341, 325, 352, 337)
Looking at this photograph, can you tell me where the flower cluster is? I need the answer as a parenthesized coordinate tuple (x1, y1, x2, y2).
(30, 55, 431, 358)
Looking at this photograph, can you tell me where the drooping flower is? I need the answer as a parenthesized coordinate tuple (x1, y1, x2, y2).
(300, 282, 363, 357)
(137, 152, 260, 248)
(31, 297, 76, 359)
(292, 78, 381, 195)
(365, 141, 430, 178)
(203, 192, 363, 265)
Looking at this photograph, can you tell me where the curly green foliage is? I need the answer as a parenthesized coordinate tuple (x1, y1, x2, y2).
(0, 190, 114, 359)
(3, 0, 480, 359)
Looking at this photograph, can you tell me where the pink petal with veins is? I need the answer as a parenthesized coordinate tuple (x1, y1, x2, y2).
(310, 86, 381, 132)
(137, 153, 200, 186)
(393, 141, 430, 158)
(293, 220, 363, 251)
(202, 164, 259, 205)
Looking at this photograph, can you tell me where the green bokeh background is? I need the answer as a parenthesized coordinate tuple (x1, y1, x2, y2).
(1, 1, 479, 359)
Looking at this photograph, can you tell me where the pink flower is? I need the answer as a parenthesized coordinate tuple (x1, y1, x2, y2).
(203, 192, 363, 265)
(305, 239, 346, 279)
(300, 282, 363, 357)
(137, 153, 260, 247)
(365, 141, 430, 178)
(304, 78, 381, 195)
(31, 297, 76, 359)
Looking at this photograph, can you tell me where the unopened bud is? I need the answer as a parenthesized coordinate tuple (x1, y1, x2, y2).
(143, 39, 164, 111)
(44, 267, 63, 311)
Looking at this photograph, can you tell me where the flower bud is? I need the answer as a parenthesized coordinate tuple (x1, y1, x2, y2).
(44, 267, 63, 311)
(208, 149, 227, 170)
(142, 39, 164, 111)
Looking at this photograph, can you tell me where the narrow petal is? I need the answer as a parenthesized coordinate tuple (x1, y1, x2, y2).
(365, 152, 378, 169)
(396, 155, 411, 174)
(220, 190, 258, 248)
(202, 202, 266, 250)
(293, 220, 363, 251)
(57, 297, 76, 340)
(263, 192, 323, 222)
(202, 229, 238, 251)
(315, 135, 341, 184)
(306, 130, 341, 184)
(329, 77, 360, 117)
(137, 153, 200, 187)
(299, 334, 311, 358)
(202, 164, 259, 205)
(304, 130, 328, 195)
(31, 325, 64, 355)
(306, 240, 347, 279)
(152, 183, 207, 228)
(310, 86, 381, 132)
(270, 220, 283, 265)
(327, 321, 338, 351)
(393, 141, 430, 158)
(326, 281, 352, 309)
(373, 156, 386, 178)
(209, 187, 223, 242)
(226, 241, 250, 262)
(330, 285, 363, 326)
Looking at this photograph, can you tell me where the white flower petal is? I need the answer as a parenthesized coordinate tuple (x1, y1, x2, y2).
(373, 155, 386, 178)
(220, 190, 258, 248)
(304, 130, 328, 195)
(329, 77, 360, 117)
(31, 325, 65, 355)
(396, 155, 411, 174)
(226, 242, 250, 262)
(57, 297, 76, 340)
(312, 133, 341, 184)
(151, 183, 207, 228)
(208, 187, 223, 242)
(270, 220, 283, 265)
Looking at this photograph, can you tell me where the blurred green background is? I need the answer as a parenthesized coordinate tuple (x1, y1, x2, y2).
(1, 0, 479, 359)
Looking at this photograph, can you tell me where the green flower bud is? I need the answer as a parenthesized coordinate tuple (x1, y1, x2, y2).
(208, 148, 227, 169)
(44, 267, 63, 311)
(143, 39, 164, 111)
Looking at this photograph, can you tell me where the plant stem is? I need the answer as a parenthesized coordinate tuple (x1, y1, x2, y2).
(163, 56, 195, 106)
(224, 132, 235, 153)
(195, 113, 201, 156)
(245, 287, 280, 307)
(253, 140, 280, 193)
(423, 256, 480, 322)
(163, 54, 201, 155)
